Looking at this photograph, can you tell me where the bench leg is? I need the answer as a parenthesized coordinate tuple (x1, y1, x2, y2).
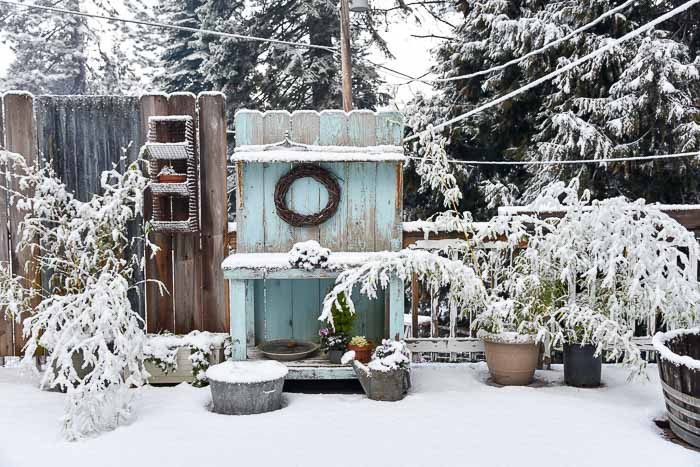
(388, 275, 405, 341)
(229, 279, 253, 360)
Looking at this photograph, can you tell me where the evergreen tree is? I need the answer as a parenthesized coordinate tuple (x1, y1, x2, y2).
(157, 0, 389, 113)
(156, 0, 209, 94)
(407, 0, 700, 219)
(0, 0, 157, 94)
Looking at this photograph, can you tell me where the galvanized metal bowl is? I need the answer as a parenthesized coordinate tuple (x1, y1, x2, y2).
(260, 339, 319, 361)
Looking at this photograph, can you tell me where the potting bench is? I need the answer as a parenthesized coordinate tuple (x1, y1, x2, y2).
(223, 110, 405, 379)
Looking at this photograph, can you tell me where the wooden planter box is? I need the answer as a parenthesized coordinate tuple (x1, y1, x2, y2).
(145, 345, 226, 385)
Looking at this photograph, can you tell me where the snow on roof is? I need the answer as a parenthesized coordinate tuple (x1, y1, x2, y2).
(232, 144, 405, 163)
(206, 361, 288, 384)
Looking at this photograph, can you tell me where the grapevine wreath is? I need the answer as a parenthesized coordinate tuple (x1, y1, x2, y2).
(274, 164, 341, 227)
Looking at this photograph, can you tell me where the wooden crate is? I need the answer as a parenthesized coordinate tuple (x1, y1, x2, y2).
(145, 345, 225, 385)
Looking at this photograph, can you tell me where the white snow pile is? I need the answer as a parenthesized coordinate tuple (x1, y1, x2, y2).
(1, 364, 696, 467)
(205, 361, 288, 384)
(477, 329, 539, 345)
(288, 240, 331, 270)
(652, 328, 700, 371)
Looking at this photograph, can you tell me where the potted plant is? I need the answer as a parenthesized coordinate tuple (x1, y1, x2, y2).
(320, 291, 355, 364)
(347, 335, 374, 364)
(348, 338, 411, 401)
(510, 180, 700, 381)
(157, 165, 186, 183)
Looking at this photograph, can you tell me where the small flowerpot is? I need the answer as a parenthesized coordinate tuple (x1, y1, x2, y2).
(328, 349, 344, 364)
(158, 174, 187, 183)
(347, 343, 373, 363)
(563, 343, 602, 387)
(481, 332, 539, 386)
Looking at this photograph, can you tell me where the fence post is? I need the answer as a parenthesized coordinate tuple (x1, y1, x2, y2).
(3, 92, 39, 355)
(168, 93, 203, 334)
(198, 93, 228, 333)
(140, 94, 174, 333)
(0, 94, 12, 359)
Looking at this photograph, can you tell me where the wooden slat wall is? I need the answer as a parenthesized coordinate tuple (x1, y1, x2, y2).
(35, 95, 146, 320)
(3, 93, 40, 355)
(235, 110, 404, 254)
(0, 92, 229, 358)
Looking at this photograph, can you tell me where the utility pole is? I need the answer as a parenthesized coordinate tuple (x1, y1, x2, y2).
(339, 0, 353, 112)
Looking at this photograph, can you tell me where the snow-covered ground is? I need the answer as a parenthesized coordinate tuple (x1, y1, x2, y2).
(0, 363, 695, 467)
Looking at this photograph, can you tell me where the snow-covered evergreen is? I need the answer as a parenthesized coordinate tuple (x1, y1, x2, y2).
(0, 0, 158, 94)
(407, 0, 700, 218)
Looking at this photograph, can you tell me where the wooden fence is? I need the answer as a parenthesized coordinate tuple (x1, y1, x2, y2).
(0, 92, 228, 357)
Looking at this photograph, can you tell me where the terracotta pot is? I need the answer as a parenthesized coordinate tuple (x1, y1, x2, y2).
(158, 174, 186, 183)
(347, 343, 373, 363)
(482, 335, 539, 386)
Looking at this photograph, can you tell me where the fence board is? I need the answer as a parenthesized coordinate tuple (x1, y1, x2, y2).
(168, 93, 203, 334)
(0, 96, 12, 357)
(34, 96, 146, 320)
(140, 94, 173, 333)
(198, 93, 228, 332)
(4, 93, 39, 355)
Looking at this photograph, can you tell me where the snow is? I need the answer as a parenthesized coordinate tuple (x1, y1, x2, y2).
(403, 314, 431, 326)
(222, 251, 384, 272)
(478, 330, 538, 345)
(0, 364, 696, 467)
(652, 329, 700, 371)
(144, 332, 228, 363)
(233, 145, 405, 163)
(205, 361, 288, 384)
(148, 115, 193, 122)
(288, 240, 330, 271)
(228, 221, 237, 233)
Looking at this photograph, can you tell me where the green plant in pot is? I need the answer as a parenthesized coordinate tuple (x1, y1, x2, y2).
(516, 179, 700, 382)
(319, 291, 355, 364)
(474, 277, 564, 386)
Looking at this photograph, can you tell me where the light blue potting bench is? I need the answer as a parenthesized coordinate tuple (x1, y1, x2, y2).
(223, 110, 405, 379)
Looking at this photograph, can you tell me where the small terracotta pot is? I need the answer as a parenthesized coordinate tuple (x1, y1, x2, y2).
(347, 343, 373, 364)
(482, 335, 539, 386)
(158, 174, 187, 183)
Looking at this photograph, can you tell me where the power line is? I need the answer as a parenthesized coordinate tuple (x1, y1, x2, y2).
(404, 0, 638, 85)
(406, 151, 700, 167)
(0, 0, 338, 52)
(404, 0, 700, 143)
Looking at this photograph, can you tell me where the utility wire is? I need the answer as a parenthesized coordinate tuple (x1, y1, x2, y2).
(404, 0, 638, 85)
(0, 0, 338, 52)
(406, 151, 700, 166)
(1, 0, 423, 82)
(404, 0, 700, 143)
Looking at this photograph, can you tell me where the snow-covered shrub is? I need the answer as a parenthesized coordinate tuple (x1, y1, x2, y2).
(0, 149, 153, 440)
(319, 291, 355, 351)
(320, 249, 487, 334)
(288, 240, 330, 271)
(499, 179, 700, 374)
(368, 339, 411, 372)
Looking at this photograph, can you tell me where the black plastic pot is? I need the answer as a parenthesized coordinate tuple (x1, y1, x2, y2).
(328, 349, 344, 364)
(563, 343, 602, 387)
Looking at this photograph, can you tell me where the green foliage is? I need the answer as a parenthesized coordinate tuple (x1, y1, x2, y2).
(330, 291, 356, 335)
